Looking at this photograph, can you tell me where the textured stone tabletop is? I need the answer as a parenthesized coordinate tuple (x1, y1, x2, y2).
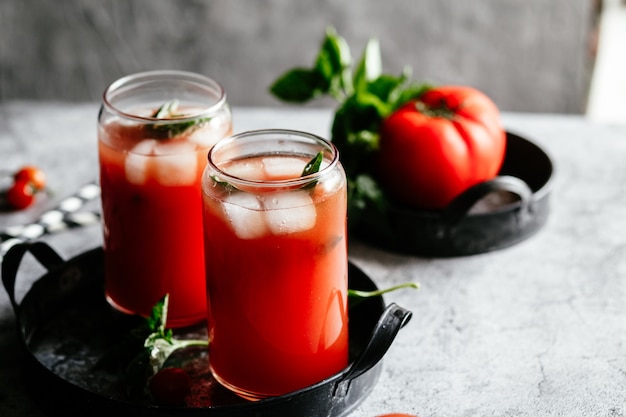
(1, 102, 625, 416)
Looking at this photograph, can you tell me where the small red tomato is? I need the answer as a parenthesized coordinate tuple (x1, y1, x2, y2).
(149, 367, 191, 406)
(14, 165, 47, 190)
(377, 85, 506, 210)
(6, 179, 36, 209)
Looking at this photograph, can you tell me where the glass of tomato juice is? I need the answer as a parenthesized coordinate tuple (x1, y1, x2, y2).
(98, 70, 232, 328)
(201, 129, 349, 400)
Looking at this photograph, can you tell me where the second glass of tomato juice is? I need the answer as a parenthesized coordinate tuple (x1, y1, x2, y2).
(98, 70, 232, 328)
(201, 129, 349, 400)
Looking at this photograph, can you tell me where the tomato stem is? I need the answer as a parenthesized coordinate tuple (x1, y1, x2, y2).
(415, 99, 456, 120)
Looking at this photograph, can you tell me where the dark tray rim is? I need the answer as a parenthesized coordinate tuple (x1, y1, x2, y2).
(353, 130, 555, 257)
(2, 242, 412, 416)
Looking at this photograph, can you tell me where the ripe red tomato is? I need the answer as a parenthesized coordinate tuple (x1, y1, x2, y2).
(6, 179, 36, 209)
(14, 165, 47, 190)
(376, 85, 506, 210)
(149, 367, 191, 406)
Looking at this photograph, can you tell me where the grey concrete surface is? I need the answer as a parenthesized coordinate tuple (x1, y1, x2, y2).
(1, 102, 626, 416)
(0, 0, 595, 113)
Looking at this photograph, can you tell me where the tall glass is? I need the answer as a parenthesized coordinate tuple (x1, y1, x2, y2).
(98, 70, 232, 328)
(201, 129, 349, 400)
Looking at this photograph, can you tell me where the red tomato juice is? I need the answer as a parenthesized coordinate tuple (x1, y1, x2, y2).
(202, 154, 349, 399)
(99, 119, 231, 328)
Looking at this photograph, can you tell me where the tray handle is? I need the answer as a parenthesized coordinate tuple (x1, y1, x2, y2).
(442, 175, 533, 229)
(334, 303, 412, 397)
(1, 241, 65, 313)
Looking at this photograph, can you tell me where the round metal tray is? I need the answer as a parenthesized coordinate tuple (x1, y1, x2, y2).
(2, 242, 411, 417)
(354, 131, 554, 256)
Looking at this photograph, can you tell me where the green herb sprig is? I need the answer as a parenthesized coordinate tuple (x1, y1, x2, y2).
(301, 150, 324, 189)
(143, 295, 208, 373)
(301, 151, 324, 177)
(94, 295, 207, 399)
(149, 99, 212, 138)
(270, 27, 432, 230)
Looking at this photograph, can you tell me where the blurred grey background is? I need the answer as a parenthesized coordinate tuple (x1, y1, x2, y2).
(0, 0, 597, 113)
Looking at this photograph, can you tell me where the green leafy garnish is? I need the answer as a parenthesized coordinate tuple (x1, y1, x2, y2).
(270, 27, 432, 231)
(302, 151, 324, 177)
(210, 174, 238, 192)
(143, 295, 208, 373)
(153, 99, 181, 118)
(149, 99, 211, 138)
(300, 151, 324, 189)
(95, 294, 207, 399)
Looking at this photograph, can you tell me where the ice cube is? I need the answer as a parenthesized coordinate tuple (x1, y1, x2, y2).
(222, 192, 268, 239)
(262, 157, 306, 180)
(125, 140, 157, 185)
(153, 140, 198, 186)
(224, 159, 265, 181)
(155, 138, 204, 156)
(264, 191, 316, 235)
(188, 117, 231, 149)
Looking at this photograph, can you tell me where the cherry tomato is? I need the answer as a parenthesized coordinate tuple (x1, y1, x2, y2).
(6, 179, 36, 209)
(376, 85, 506, 210)
(149, 367, 191, 406)
(14, 165, 47, 190)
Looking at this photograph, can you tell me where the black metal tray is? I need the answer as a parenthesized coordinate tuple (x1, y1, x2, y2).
(2, 242, 411, 417)
(354, 131, 554, 256)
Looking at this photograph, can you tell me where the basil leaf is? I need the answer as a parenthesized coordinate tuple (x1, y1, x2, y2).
(152, 118, 211, 138)
(153, 99, 180, 118)
(301, 151, 324, 177)
(270, 68, 325, 103)
(354, 37, 382, 93)
(315, 27, 353, 100)
(210, 174, 238, 192)
(299, 151, 324, 190)
(143, 294, 207, 372)
(148, 99, 212, 138)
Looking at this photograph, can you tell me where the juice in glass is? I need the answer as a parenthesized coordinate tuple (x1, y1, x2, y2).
(98, 71, 232, 328)
(201, 129, 349, 399)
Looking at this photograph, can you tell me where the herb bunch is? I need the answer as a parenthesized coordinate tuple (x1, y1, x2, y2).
(270, 27, 431, 230)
